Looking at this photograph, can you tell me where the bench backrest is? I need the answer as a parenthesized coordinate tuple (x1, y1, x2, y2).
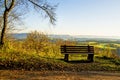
(61, 45, 94, 54)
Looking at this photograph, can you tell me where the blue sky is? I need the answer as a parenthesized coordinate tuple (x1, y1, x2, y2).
(21, 0, 120, 36)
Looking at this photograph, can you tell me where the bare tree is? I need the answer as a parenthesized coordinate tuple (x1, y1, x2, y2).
(0, 0, 57, 46)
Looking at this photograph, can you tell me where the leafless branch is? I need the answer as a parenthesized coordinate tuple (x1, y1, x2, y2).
(28, 0, 56, 24)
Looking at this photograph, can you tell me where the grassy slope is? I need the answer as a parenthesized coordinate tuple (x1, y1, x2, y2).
(0, 52, 120, 71)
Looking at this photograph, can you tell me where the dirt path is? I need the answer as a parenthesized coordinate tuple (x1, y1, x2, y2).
(0, 70, 120, 80)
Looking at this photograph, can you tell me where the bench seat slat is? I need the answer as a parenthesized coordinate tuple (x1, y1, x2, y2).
(61, 52, 94, 54)
(61, 48, 94, 50)
(61, 46, 93, 48)
(61, 49, 94, 51)
(61, 46, 93, 47)
(61, 52, 94, 53)
(61, 47, 94, 49)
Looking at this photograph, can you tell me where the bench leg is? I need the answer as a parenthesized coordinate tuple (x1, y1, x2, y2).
(87, 54, 94, 62)
(64, 54, 69, 61)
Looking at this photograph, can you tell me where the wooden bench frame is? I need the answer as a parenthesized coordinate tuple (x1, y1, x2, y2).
(61, 45, 94, 62)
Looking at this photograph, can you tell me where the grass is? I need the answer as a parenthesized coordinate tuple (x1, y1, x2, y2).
(0, 31, 120, 79)
(1, 48, 120, 80)
(0, 50, 120, 71)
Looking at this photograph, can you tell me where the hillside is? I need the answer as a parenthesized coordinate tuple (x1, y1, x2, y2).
(12, 33, 120, 42)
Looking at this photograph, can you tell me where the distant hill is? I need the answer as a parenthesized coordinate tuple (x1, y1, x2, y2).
(12, 33, 28, 39)
(12, 33, 120, 41)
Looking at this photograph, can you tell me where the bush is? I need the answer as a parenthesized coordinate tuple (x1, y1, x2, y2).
(23, 31, 49, 53)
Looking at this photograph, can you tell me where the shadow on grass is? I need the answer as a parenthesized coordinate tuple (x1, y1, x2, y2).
(68, 60, 93, 64)
(95, 56, 114, 60)
(58, 59, 93, 64)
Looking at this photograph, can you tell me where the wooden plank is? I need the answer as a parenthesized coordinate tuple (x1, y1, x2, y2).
(61, 47, 90, 49)
(61, 46, 94, 49)
(61, 46, 93, 47)
(61, 50, 93, 52)
(61, 49, 94, 51)
(61, 52, 94, 53)
(61, 47, 94, 49)
(61, 48, 93, 50)
(61, 48, 94, 51)
(61, 45, 94, 54)
(61, 52, 94, 54)
(61, 45, 93, 47)
(61, 51, 94, 52)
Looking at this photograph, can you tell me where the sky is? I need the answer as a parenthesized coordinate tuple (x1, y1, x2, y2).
(21, 0, 120, 36)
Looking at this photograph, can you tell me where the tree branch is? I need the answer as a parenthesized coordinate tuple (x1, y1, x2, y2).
(4, 0, 8, 9)
(28, 0, 56, 24)
(7, 0, 15, 12)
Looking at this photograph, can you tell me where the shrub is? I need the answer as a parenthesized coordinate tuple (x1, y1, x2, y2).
(23, 31, 49, 54)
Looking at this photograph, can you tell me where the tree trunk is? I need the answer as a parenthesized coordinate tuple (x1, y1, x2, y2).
(0, 0, 15, 46)
(0, 10, 8, 46)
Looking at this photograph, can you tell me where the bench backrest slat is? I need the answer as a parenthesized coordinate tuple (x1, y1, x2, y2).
(61, 45, 94, 54)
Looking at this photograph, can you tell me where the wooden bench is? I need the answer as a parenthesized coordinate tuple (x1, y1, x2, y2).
(61, 45, 94, 62)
